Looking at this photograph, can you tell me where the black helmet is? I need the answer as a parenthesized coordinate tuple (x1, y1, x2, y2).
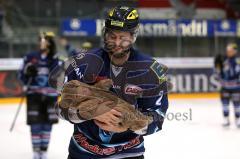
(105, 6, 139, 33)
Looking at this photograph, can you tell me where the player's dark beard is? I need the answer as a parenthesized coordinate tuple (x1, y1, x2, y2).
(108, 49, 130, 59)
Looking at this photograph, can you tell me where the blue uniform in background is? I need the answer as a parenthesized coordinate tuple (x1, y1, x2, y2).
(57, 48, 169, 159)
(19, 51, 60, 97)
(216, 55, 240, 120)
(19, 51, 62, 152)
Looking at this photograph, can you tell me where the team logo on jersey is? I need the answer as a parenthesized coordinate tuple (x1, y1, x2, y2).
(124, 84, 143, 96)
(36, 75, 48, 86)
(74, 68, 84, 79)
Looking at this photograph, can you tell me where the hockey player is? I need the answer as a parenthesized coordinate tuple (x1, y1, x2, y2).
(56, 6, 169, 159)
(19, 32, 62, 159)
(214, 43, 240, 128)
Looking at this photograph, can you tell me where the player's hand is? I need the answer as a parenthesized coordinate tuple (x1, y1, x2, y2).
(94, 119, 128, 133)
(93, 109, 122, 126)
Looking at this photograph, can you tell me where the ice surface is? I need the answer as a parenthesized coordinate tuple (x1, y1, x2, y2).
(0, 98, 239, 159)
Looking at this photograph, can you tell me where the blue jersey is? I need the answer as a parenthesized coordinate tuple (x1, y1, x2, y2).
(217, 56, 240, 91)
(57, 48, 169, 159)
(19, 51, 62, 96)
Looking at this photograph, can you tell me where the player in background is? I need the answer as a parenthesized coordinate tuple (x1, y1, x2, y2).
(214, 43, 240, 128)
(56, 6, 169, 159)
(19, 32, 62, 159)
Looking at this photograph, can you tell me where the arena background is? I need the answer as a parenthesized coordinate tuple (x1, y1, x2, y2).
(0, 1, 240, 159)
(1, 0, 240, 99)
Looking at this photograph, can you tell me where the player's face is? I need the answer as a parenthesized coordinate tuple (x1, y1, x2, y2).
(105, 30, 134, 65)
(226, 46, 237, 58)
(39, 37, 49, 52)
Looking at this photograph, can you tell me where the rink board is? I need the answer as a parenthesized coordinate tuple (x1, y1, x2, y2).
(0, 93, 220, 105)
(0, 58, 219, 98)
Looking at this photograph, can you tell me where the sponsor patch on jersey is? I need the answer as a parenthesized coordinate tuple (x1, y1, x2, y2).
(124, 84, 143, 95)
(150, 61, 168, 84)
